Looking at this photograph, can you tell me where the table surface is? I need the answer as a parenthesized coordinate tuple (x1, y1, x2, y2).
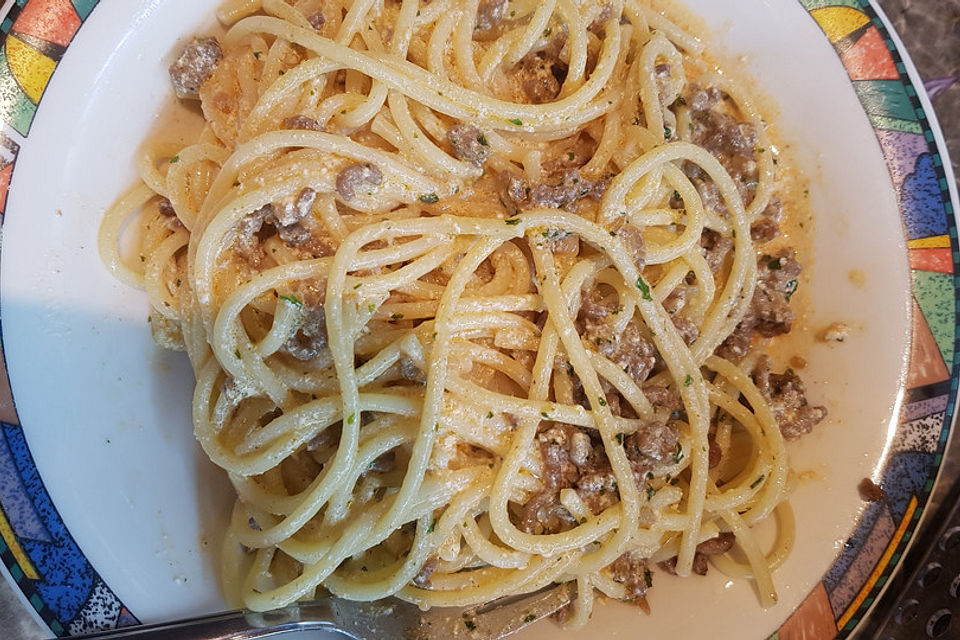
(2, 1, 959, 638)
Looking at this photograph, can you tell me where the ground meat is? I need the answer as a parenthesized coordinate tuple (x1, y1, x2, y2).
(399, 356, 426, 384)
(517, 47, 567, 104)
(615, 222, 646, 272)
(858, 478, 885, 502)
(662, 287, 686, 315)
(306, 11, 326, 30)
(500, 171, 529, 214)
(624, 420, 681, 467)
(158, 198, 176, 217)
(671, 315, 699, 345)
(689, 106, 758, 184)
(750, 217, 779, 243)
(530, 169, 593, 208)
(659, 532, 735, 576)
(688, 86, 723, 112)
(700, 229, 734, 273)
(169, 37, 222, 99)
(412, 556, 438, 588)
(276, 187, 317, 226)
(580, 293, 658, 385)
(642, 386, 682, 411)
(335, 163, 383, 200)
(283, 305, 333, 364)
(365, 451, 396, 475)
(447, 123, 490, 166)
(233, 204, 272, 263)
(283, 115, 323, 131)
(540, 229, 580, 256)
(610, 553, 650, 601)
(716, 249, 801, 360)
(752, 355, 827, 440)
(475, 0, 508, 31)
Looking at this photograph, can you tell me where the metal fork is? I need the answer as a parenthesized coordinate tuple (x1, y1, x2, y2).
(70, 583, 575, 640)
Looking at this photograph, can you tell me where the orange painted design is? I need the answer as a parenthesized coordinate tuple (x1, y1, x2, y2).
(909, 247, 954, 274)
(0, 162, 11, 214)
(841, 25, 899, 80)
(777, 582, 838, 640)
(906, 300, 951, 388)
(810, 7, 871, 43)
(837, 496, 919, 631)
(12, 0, 81, 48)
(4, 36, 55, 104)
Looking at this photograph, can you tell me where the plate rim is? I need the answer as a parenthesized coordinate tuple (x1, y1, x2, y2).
(0, 0, 955, 637)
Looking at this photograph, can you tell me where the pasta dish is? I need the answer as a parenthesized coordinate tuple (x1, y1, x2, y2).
(100, 0, 827, 627)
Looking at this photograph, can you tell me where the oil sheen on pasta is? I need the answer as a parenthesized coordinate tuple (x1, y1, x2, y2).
(99, 0, 828, 626)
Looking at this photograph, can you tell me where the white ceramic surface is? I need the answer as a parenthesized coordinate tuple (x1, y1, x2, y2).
(0, 1, 913, 637)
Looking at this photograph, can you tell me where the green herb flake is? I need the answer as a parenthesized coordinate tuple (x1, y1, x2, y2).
(636, 276, 653, 301)
(464, 620, 476, 631)
(169, 155, 180, 164)
(279, 294, 303, 307)
(419, 193, 439, 204)
(427, 518, 437, 533)
(353, 282, 362, 290)
(684, 374, 693, 387)
(505, 218, 521, 226)
(643, 569, 653, 588)
(664, 126, 672, 139)
(615, 433, 624, 445)
(390, 312, 404, 320)
(568, 152, 576, 161)
(253, 51, 261, 59)
(524, 614, 536, 623)
(541, 411, 550, 419)
(347, 413, 356, 425)
(784, 279, 798, 301)
(508, 118, 523, 126)
(487, 411, 494, 419)
(234, 349, 242, 359)
(597, 396, 608, 407)
(750, 475, 765, 489)
(367, 303, 376, 313)
(433, 422, 439, 432)
(477, 134, 489, 146)
(673, 442, 683, 464)
(646, 484, 656, 500)
(543, 27, 552, 37)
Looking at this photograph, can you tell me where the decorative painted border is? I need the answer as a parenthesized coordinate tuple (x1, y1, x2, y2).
(0, 1, 137, 636)
(772, 2, 960, 639)
(0, 1, 953, 638)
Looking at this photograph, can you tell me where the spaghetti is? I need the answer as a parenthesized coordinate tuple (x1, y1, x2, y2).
(100, 0, 826, 626)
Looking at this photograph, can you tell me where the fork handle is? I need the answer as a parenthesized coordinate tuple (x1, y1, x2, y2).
(69, 603, 349, 640)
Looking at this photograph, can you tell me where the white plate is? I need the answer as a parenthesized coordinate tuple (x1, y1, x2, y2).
(0, 1, 955, 637)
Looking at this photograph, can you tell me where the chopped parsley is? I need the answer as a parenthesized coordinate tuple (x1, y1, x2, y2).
(646, 484, 656, 500)
(673, 442, 683, 464)
(597, 396, 608, 407)
(419, 193, 439, 204)
(508, 118, 523, 126)
(477, 133, 489, 146)
(636, 276, 653, 301)
(615, 433, 624, 445)
(367, 303, 376, 313)
(279, 294, 302, 307)
(524, 614, 536, 623)
(750, 475, 766, 489)
(487, 411, 494, 419)
(169, 155, 180, 164)
(643, 569, 653, 588)
(505, 218, 521, 225)
(347, 413, 356, 425)
(664, 126, 672, 139)
(234, 348, 241, 359)
(684, 374, 693, 387)
(543, 27, 552, 37)
(464, 620, 476, 630)
(390, 312, 404, 320)
(541, 411, 550, 418)
(784, 279, 798, 301)
(427, 518, 437, 533)
(568, 151, 576, 161)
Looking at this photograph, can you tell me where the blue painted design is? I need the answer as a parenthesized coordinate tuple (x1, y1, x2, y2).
(0, 430, 51, 542)
(901, 153, 948, 239)
(4, 423, 94, 622)
(70, 0, 98, 20)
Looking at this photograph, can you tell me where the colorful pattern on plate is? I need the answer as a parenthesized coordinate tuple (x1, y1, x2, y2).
(0, 2, 136, 635)
(773, 2, 960, 639)
(0, 1, 954, 638)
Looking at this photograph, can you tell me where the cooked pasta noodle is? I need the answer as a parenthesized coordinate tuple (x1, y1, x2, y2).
(100, 0, 826, 626)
